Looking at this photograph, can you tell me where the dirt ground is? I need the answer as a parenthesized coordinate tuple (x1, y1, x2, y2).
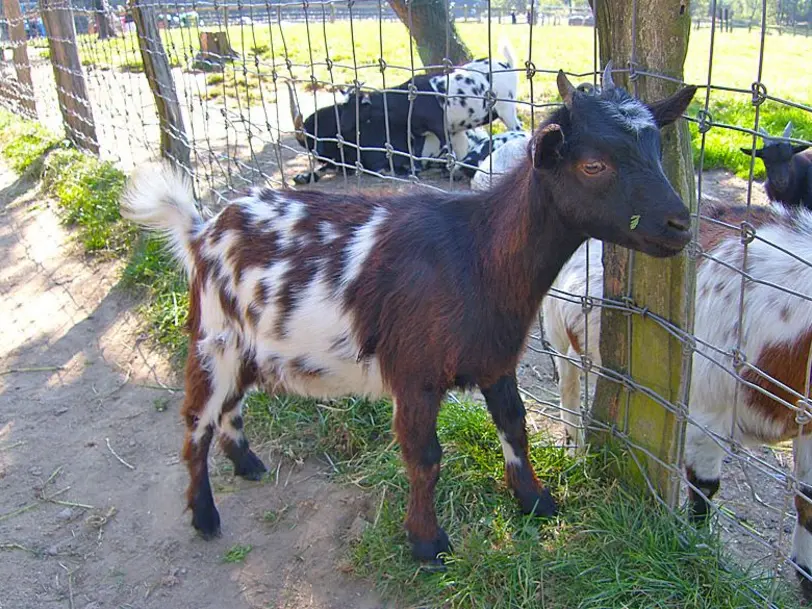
(0, 164, 391, 609)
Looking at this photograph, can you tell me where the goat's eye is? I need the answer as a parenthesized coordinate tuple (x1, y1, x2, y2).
(582, 161, 606, 176)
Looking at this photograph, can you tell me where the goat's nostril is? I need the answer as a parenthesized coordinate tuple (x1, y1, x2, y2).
(667, 216, 690, 232)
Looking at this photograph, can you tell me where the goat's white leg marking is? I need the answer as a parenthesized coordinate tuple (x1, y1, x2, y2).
(498, 431, 522, 466)
(193, 331, 242, 442)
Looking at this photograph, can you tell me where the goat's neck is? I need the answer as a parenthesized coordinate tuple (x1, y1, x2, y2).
(481, 170, 585, 312)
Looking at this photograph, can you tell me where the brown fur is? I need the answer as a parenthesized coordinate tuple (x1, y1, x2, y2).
(740, 328, 812, 442)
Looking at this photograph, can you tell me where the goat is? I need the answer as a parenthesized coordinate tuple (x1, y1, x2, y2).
(457, 129, 530, 180)
(120, 66, 696, 565)
(542, 203, 812, 600)
(740, 121, 812, 210)
(470, 131, 531, 190)
(340, 41, 521, 162)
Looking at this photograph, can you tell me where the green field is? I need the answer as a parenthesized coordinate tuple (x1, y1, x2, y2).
(56, 20, 812, 179)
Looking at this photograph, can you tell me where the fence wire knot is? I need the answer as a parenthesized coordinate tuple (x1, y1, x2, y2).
(739, 221, 757, 245)
(750, 81, 767, 106)
(445, 152, 457, 171)
(325, 58, 334, 70)
(524, 60, 537, 79)
(581, 354, 594, 372)
(384, 142, 394, 159)
(407, 84, 418, 101)
(580, 295, 594, 314)
(731, 347, 747, 370)
(271, 70, 279, 82)
(626, 60, 639, 81)
(443, 57, 454, 74)
(483, 89, 497, 110)
(795, 399, 812, 426)
(682, 335, 696, 356)
(285, 58, 293, 71)
(685, 240, 703, 260)
(696, 109, 713, 134)
(378, 57, 387, 73)
(621, 296, 635, 315)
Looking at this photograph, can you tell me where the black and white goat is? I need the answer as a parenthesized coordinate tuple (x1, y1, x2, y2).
(340, 41, 521, 162)
(740, 122, 812, 210)
(543, 204, 812, 600)
(121, 68, 696, 565)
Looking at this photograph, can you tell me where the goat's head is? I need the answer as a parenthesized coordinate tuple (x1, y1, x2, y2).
(286, 81, 350, 158)
(337, 87, 374, 135)
(531, 63, 697, 258)
(740, 122, 810, 193)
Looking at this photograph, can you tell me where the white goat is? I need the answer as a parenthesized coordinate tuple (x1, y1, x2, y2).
(542, 203, 812, 599)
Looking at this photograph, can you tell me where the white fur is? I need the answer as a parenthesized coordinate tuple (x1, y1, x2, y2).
(601, 97, 656, 133)
(470, 134, 530, 191)
(120, 162, 201, 276)
(498, 431, 522, 466)
(341, 207, 389, 289)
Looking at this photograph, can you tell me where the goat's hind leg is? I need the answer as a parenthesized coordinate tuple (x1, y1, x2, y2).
(182, 337, 264, 539)
(481, 374, 557, 517)
(218, 388, 267, 481)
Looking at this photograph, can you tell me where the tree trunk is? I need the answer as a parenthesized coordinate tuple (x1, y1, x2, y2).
(387, 0, 472, 71)
(2, 0, 37, 118)
(589, 0, 696, 507)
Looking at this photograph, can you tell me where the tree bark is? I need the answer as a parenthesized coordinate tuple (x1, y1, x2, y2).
(2, 0, 37, 118)
(40, 0, 99, 154)
(589, 0, 697, 507)
(131, 0, 191, 171)
(387, 0, 472, 71)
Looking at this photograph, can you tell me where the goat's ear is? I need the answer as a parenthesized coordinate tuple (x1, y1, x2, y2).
(646, 85, 698, 128)
(740, 147, 763, 158)
(532, 124, 565, 169)
(792, 144, 810, 155)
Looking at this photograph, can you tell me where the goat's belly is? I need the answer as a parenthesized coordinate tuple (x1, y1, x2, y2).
(255, 346, 388, 399)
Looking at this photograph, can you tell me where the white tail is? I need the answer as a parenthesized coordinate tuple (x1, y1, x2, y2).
(120, 162, 201, 277)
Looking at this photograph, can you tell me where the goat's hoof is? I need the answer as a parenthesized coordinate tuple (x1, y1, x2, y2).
(518, 487, 558, 518)
(293, 172, 319, 185)
(409, 527, 452, 563)
(191, 501, 221, 539)
(234, 449, 267, 481)
(793, 559, 812, 602)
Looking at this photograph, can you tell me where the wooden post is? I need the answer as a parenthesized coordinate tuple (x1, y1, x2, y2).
(131, 0, 190, 171)
(39, 0, 99, 153)
(2, 0, 38, 117)
(589, 0, 696, 507)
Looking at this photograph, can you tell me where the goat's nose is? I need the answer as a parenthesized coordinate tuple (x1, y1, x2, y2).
(666, 211, 690, 233)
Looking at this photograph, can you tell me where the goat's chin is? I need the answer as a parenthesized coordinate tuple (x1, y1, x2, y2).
(610, 234, 689, 259)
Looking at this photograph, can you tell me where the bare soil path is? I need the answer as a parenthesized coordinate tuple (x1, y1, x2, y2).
(0, 162, 386, 609)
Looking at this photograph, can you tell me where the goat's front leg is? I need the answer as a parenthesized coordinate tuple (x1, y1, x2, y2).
(392, 389, 450, 563)
(684, 422, 723, 521)
(792, 435, 812, 601)
(481, 375, 557, 517)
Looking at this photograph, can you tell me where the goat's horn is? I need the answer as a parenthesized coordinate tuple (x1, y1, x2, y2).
(601, 60, 615, 90)
(557, 70, 576, 108)
(782, 121, 794, 139)
(286, 81, 305, 146)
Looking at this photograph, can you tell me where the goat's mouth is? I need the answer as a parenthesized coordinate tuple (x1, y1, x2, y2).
(637, 230, 692, 258)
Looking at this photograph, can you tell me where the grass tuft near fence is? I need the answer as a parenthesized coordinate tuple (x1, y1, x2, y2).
(243, 392, 792, 608)
(0, 109, 64, 174)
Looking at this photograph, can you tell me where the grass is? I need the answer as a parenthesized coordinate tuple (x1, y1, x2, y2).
(242, 392, 793, 608)
(0, 109, 64, 174)
(222, 544, 253, 563)
(41, 148, 134, 254)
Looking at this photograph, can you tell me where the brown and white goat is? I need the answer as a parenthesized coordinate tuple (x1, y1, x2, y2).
(120, 67, 697, 564)
(543, 203, 812, 599)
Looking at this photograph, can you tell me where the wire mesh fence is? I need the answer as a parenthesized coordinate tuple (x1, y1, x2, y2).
(1, 0, 811, 606)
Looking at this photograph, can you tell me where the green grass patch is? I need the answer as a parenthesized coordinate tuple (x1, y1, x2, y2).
(222, 544, 253, 563)
(0, 109, 64, 174)
(41, 149, 133, 254)
(121, 235, 190, 361)
(245, 393, 792, 608)
(689, 97, 812, 180)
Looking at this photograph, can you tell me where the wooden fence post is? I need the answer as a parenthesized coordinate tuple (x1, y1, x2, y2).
(589, 0, 697, 507)
(39, 0, 99, 153)
(130, 0, 191, 171)
(2, 0, 38, 118)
